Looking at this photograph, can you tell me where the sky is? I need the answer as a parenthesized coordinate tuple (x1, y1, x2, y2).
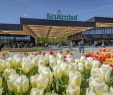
(0, 0, 113, 24)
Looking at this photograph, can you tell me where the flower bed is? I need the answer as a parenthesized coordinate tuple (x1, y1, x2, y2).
(0, 50, 113, 95)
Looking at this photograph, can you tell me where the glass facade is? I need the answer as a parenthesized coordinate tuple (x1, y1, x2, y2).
(82, 27, 113, 35)
(0, 35, 34, 43)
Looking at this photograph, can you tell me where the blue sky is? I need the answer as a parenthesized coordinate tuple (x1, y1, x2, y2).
(0, 0, 113, 24)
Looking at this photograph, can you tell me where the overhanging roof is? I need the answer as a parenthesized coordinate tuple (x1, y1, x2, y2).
(20, 18, 95, 37)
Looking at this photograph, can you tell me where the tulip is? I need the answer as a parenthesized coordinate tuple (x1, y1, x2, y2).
(92, 60, 100, 68)
(0, 77, 2, 88)
(49, 55, 57, 68)
(7, 75, 29, 94)
(69, 71, 81, 87)
(53, 64, 63, 78)
(68, 63, 77, 73)
(79, 56, 86, 63)
(7, 74, 19, 92)
(87, 57, 93, 62)
(57, 52, 63, 60)
(100, 64, 112, 83)
(110, 87, 113, 95)
(21, 62, 33, 74)
(30, 74, 49, 89)
(85, 60, 92, 70)
(31, 57, 39, 67)
(86, 88, 96, 95)
(0, 59, 6, 73)
(44, 53, 50, 65)
(0, 88, 3, 95)
(3, 68, 16, 80)
(77, 62, 84, 73)
(89, 77, 109, 95)
(30, 88, 44, 95)
(45, 92, 58, 95)
(91, 68, 104, 80)
(66, 85, 80, 95)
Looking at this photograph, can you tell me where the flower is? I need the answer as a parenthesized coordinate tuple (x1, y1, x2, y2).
(0, 77, 2, 88)
(50, 50, 54, 55)
(0, 88, 3, 95)
(66, 85, 80, 95)
(30, 88, 44, 95)
(77, 62, 84, 73)
(92, 60, 100, 68)
(0, 59, 6, 73)
(89, 77, 109, 95)
(3, 68, 16, 80)
(85, 60, 93, 70)
(7, 74, 29, 94)
(69, 71, 81, 87)
(30, 74, 49, 89)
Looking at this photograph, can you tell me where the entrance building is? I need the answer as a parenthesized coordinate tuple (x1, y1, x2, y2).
(1, 17, 113, 47)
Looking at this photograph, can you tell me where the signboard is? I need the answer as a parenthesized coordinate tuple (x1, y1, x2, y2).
(47, 10, 78, 21)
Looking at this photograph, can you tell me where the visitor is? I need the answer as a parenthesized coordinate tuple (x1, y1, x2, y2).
(78, 40, 84, 53)
(102, 41, 105, 47)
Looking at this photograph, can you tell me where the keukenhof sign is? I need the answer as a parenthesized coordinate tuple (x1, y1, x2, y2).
(47, 10, 78, 21)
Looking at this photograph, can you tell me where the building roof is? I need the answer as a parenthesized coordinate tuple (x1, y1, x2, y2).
(0, 24, 23, 31)
(88, 17, 113, 23)
(20, 18, 95, 27)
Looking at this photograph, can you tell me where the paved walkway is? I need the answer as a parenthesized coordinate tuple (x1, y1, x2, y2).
(0, 46, 113, 59)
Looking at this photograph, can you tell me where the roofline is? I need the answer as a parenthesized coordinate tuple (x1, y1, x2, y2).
(20, 18, 96, 27)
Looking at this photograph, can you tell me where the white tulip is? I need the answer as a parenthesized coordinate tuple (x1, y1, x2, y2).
(100, 64, 112, 83)
(3, 68, 16, 80)
(49, 55, 57, 68)
(0, 88, 3, 95)
(79, 56, 86, 63)
(0, 77, 2, 88)
(21, 62, 33, 74)
(53, 65, 63, 78)
(91, 68, 104, 80)
(86, 88, 96, 95)
(66, 85, 80, 95)
(85, 60, 92, 70)
(30, 74, 49, 89)
(92, 60, 100, 68)
(110, 87, 113, 95)
(0, 59, 6, 72)
(89, 77, 109, 94)
(87, 57, 93, 62)
(30, 88, 44, 95)
(69, 71, 81, 87)
(7, 75, 29, 94)
(77, 62, 84, 73)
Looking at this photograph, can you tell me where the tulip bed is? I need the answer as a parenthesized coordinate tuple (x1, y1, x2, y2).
(0, 49, 113, 95)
